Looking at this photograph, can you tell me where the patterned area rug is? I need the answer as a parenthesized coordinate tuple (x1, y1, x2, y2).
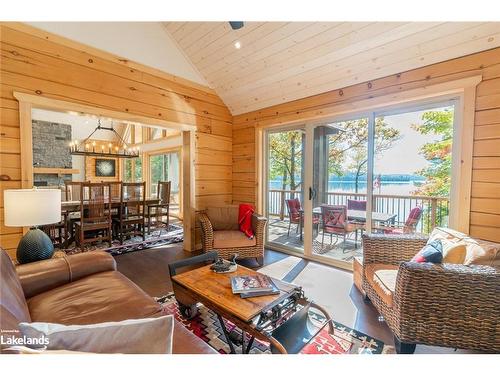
(157, 293, 393, 354)
(63, 224, 183, 256)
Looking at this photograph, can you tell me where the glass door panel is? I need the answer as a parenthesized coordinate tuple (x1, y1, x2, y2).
(371, 104, 454, 235)
(265, 128, 305, 254)
(309, 118, 368, 266)
(149, 151, 180, 216)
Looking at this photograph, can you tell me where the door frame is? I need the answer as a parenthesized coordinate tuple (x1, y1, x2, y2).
(14, 92, 196, 250)
(258, 75, 481, 269)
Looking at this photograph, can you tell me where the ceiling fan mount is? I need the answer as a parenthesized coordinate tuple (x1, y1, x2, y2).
(229, 21, 244, 30)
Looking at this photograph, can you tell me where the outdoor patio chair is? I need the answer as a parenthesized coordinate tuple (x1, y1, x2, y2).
(347, 198, 367, 211)
(319, 204, 357, 252)
(285, 198, 319, 237)
(285, 198, 302, 236)
(380, 206, 423, 234)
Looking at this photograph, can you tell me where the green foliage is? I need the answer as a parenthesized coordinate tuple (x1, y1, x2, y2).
(411, 109, 454, 197)
(268, 130, 303, 190)
(328, 117, 401, 177)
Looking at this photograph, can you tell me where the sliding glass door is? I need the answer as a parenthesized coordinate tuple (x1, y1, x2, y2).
(264, 127, 305, 254)
(308, 117, 369, 265)
(264, 98, 457, 270)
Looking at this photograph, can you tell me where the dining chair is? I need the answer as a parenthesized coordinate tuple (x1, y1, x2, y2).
(74, 182, 112, 250)
(64, 181, 85, 201)
(285, 198, 320, 238)
(147, 181, 171, 235)
(319, 204, 357, 252)
(381, 206, 423, 234)
(285, 198, 302, 236)
(113, 182, 146, 244)
(347, 198, 367, 244)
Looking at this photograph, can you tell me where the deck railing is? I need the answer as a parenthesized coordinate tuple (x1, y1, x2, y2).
(268, 189, 450, 234)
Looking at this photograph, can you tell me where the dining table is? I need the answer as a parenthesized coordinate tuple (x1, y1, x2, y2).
(61, 197, 160, 248)
(297, 207, 397, 241)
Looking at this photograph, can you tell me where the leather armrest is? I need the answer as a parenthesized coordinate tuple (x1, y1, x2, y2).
(16, 251, 116, 299)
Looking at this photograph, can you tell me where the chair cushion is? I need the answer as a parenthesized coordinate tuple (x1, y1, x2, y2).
(364, 264, 399, 307)
(207, 206, 239, 231)
(213, 230, 257, 249)
(27, 271, 163, 325)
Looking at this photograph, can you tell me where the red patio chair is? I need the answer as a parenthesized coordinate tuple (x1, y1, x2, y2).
(285, 198, 319, 237)
(319, 204, 357, 251)
(382, 206, 423, 234)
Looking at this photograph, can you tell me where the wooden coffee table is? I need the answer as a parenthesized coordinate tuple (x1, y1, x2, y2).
(171, 264, 334, 354)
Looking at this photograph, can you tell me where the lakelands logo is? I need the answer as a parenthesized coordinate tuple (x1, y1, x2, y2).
(0, 329, 49, 347)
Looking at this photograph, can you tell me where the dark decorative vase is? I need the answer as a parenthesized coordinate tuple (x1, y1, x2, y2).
(16, 228, 54, 264)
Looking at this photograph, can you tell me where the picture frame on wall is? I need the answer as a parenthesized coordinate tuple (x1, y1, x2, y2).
(95, 158, 116, 177)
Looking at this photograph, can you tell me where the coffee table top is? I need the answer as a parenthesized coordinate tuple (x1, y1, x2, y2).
(171, 264, 297, 322)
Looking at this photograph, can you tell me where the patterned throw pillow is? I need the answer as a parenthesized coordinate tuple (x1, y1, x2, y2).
(411, 239, 443, 263)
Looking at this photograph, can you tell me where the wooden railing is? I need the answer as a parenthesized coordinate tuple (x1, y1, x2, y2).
(268, 189, 450, 234)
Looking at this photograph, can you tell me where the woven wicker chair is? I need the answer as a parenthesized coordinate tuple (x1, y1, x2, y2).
(198, 205, 267, 266)
(362, 233, 500, 354)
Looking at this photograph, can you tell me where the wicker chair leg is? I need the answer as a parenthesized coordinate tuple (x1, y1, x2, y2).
(394, 336, 416, 354)
(256, 256, 264, 267)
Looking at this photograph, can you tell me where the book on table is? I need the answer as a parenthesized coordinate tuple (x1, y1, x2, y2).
(230, 274, 277, 294)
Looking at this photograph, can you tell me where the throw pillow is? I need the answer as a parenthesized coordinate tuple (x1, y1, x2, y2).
(411, 239, 443, 263)
(442, 243, 467, 264)
(19, 315, 174, 354)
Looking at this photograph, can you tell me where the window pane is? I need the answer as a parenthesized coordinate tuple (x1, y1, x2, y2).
(372, 105, 454, 235)
(123, 159, 132, 182)
(134, 157, 142, 182)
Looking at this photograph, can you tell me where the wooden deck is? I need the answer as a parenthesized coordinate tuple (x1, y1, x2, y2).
(267, 218, 363, 264)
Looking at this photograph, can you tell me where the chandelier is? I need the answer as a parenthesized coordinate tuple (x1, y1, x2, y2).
(69, 119, 140, 159)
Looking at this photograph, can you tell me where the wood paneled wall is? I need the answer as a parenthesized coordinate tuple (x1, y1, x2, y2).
(0, 23, 233, 257)
(233, 47, 500, 243)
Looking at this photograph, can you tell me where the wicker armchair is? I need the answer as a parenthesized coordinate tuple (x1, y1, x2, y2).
(198, 205, 267, 266)
(362, 233, 499, 354)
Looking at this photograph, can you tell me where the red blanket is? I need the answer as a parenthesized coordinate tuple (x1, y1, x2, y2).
(238, 203, 255, 239)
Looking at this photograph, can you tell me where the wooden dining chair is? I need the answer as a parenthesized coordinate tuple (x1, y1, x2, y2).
(147, 181, 171, 235)
(113, 182, 146, 244)
(74, 182, 112, 250)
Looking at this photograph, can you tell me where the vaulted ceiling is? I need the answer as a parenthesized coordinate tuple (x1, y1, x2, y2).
(164, 22, 500, 115)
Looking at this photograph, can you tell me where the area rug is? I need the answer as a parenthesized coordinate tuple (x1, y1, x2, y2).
(63, 224, 183, 256)
(157, 293, 393, 354)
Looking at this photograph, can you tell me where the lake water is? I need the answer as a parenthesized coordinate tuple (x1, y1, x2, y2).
(269, 180, 419, 196)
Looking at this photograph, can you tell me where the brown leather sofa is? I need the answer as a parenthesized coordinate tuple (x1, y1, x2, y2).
(0, 249, 215, 354)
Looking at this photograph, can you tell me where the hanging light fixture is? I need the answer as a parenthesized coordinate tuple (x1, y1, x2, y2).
(69, 118, 140, 159)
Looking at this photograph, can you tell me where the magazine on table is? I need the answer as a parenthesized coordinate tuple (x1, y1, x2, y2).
(230, 274, 277, 294)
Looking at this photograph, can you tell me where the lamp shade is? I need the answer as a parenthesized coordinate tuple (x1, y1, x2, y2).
(4, 189, 61, 227)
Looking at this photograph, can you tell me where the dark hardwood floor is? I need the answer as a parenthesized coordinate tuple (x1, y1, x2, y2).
(114, 244, 474, 354)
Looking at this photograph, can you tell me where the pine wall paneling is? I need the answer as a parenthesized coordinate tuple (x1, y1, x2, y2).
(0, 23, 233, 256)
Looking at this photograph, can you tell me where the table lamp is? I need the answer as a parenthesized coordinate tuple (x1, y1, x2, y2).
(4, 188, 61, 264)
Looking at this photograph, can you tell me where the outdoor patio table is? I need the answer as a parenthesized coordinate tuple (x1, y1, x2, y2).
(297, 208, 397, 241)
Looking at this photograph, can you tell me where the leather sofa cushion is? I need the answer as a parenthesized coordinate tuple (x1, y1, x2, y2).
(364, 264, 399, 307)
(213, 230, 257, 249)
(207, 206, 239, 231)
(27, 271, 162, 325)
(172, 320, 217, 354)
(0, 250, 31, 326)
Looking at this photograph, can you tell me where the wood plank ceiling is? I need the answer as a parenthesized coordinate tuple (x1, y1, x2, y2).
(164, 22, 500, 115)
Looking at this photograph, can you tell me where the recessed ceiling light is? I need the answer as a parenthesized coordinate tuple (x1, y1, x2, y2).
(234, 41, 241, 49)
